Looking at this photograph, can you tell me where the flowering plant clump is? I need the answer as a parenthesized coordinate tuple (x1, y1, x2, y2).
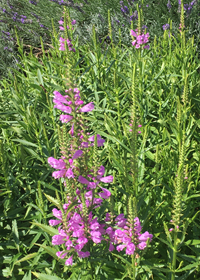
(47, 22, 153, 266)
(48, 86, 153, 265)
(130, 29, 150, 49)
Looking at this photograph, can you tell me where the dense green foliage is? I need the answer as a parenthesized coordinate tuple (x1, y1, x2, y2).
(1, 0, 200, 279)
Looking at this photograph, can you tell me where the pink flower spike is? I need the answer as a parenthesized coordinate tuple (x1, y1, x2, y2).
(100, 175, 113, 183)
(138, 131, 142, 134)
(72, 150, 83, 159)
(80, 102, 94, 113)
(59, 26, 65, 31)
(71, 20, 76, 25)
(58, 20, 64, 25)
(169, 228, 174, 232)
(138, 124, 142, 127)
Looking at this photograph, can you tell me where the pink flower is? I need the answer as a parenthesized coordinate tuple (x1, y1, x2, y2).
(130, 29, 137, 37)
(54, 104, 72, 114)
(60, 114, 73, 123)
(109, 243, 115, 251)
(80, 102, 94, 112)
(48, 157, 66, 169)
(56, 251, 67, 259)
(116, 244, 126, 252)
(72, 150, 83, 159)
(98, 187, 111, 199)
(52, 170, 66, 179)
(49, 219, 61, 226)
(126, 243, 135, 255)
(138, 241, 147, 250)
(78, 175, 89, 184)
(65, 255, 73, 266)
(78, 251, 90, 258)
(100, 175, 113, 183)
(88, 134, 105, 147)
(66, 168, 74, 179)
(138, 231, 153, 242)
(52, 208, 62, 219)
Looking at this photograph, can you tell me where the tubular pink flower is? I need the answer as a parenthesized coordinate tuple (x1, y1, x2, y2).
(78, 175, 89, 184)
(72, 150, 83, 159)
(60, 114, 73, 123)
(52, 208, 62, 219)
(100, 175, 113, 183)
(49, 219, 62, 226)
(66, 168, 74, 179)
(54, 103, 72, 113)
(52, 170, 66, 179)
(56, 251, 67, 259)
(65, 255, 73, 266)
(98, 187, 111, 199)
(48, 157, 66, 169)
(78, 251, 90, 258)
(80, 102, 94, 112)
(126, 243, 135, 255)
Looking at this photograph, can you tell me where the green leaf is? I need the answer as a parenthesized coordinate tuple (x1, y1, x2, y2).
(12, 139, 38, 148)
(185, 239, 200, 246)
(44, 193, 60, 208)
(37, 69, 44, 86)
(15, 253, 38, 264)
(12, 219, 19, 251)
(35, 244, 65, 265)
(176, 261, 200, 272)
(32, 272, 64, 280)
(32, 222, 58, 236)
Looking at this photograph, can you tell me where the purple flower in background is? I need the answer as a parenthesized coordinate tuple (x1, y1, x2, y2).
(178, 0, 181, 4)
(167, 0, 172, 11)
(163, 23, 170, 30)
(29, 0, 37, 5)
(21, 18, 25, 23)
(124, 6, 129, 13)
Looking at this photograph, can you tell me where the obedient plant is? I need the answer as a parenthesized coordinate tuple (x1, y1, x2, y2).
(45, 8, 153, 272)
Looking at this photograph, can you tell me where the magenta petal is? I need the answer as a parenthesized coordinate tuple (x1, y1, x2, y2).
(130, 29, 137, 37)
(65, 255, 73, 266)
(80, 102, 94, 112)
(126, 243, 135, 255)
(100, 175, 113, 183)
(49, 219, 61, 226)
(72, 150, 83, 159)
(78, 175, 89, 184)
(60, 114, 73, 123)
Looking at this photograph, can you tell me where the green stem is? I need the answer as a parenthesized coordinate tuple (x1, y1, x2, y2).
(171, 231, 177, 280)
